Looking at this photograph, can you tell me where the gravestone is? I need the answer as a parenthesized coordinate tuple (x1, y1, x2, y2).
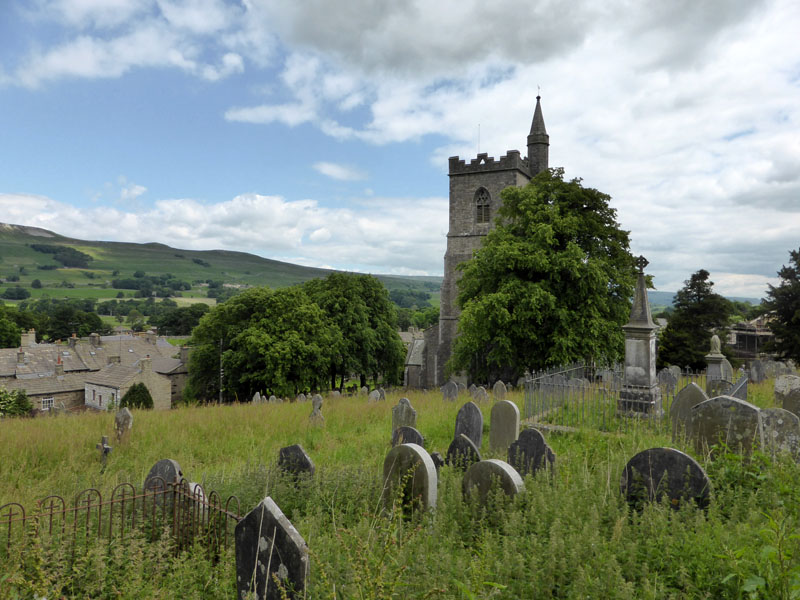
(296, 393, 306, 403)
(252, 391, 262, 404)
(382, 443, 437, 513)
(455, 401, 483, 448)
(441, 381, 458, 401)
(368, 389, 381, 402)
(658, 369, 678, 394)
(760, 408, 800, 459)
(507, 428, 555, 477)
(489, 400, 519, 452)
(330, 390, 340, 397)
(95, 435, 112, 471)
(391, 426, 424, 447)
(468, 383, 477, 398)
(446, 434, 481, 471)
(278, 444, 315, 477)
(473, 386, 489, 403)
(268, 395, 280, 404)
(721, 358, 734, 382)
(235, 496, 308, 600)
(492, 380, 507, 400)
(378, 387, 386, 401)
(775, 375, 800, 416)
(517, 376, 527, 388)
(458, 383, 467, 395)
(114, 407, 133, 442)
(309, 395, 324, 425)
(620, 448, 711, 510)
(668, 365, 682, 381)
(360, 386, 368, 396)
(670, 383, 708, 442)
(429, 451, 445, 474)
(750, 360, 766, 384)
(392, 397, 417, 431)
(689, 396, 764, 455)
(144, 458, 183, 494)
(706, 379, 733, 398)
(463, 459, 524, 504)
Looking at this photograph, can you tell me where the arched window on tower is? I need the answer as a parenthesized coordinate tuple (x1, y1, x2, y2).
(475, 188, 491, 224)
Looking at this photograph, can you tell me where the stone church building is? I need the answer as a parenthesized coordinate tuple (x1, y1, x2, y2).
(405, 96, 549, 388)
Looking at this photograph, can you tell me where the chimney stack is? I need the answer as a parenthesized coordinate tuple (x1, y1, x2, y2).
(69, 333, 77, 349)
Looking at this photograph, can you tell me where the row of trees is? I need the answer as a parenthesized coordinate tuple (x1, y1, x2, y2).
(185, 273, 405, 401)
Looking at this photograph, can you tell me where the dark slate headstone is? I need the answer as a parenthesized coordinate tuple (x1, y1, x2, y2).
(144, 458, 183, 493)
(382, 443, 437, 513)
(689, 395, 764, 455)
(620, 447, 711, 510)
(446, 434, 481, 471)
(507, 428, 555, 477)
(235, 496, 308, 600)
(776, 375, 800, 417)
(429, 451, 445, 474)
(670, 383, 708, 442)
(761, 407, 800, 459)
(391, 426, 424, 447)
(463, 459, 524, 504)
(278, 444, 315, 478)
(392, 397, 417, 431)
(454, 401, 483, 448)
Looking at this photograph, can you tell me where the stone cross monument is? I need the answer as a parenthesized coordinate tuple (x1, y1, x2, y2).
(618, 256, 662, 415)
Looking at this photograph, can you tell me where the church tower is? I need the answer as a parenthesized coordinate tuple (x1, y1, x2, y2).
(422, 96, 550, 387)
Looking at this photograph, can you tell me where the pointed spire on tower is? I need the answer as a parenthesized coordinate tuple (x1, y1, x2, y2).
(527, 94, 549, 177)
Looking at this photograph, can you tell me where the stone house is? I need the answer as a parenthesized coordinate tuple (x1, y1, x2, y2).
(84, 356, 172, 411)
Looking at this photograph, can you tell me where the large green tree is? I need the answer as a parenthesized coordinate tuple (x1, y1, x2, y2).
(450, 168, 636, 381)
(120, 382, 154, 409)
(763, 248, 800, 361)
(657, 269, 734, 370)
(186, 286, 342, 401)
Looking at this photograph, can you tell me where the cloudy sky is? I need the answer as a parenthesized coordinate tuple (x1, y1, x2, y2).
(1, 0, 799, 298)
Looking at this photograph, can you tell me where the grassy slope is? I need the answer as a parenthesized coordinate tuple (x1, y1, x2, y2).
(0, 223, 442, 298)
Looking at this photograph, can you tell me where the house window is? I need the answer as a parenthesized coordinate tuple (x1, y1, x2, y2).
(475, 188, 491, 224)
(41, 397, 54, 410)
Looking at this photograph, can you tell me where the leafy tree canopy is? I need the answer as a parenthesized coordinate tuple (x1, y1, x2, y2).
(450, 168, 636, 381)
(657, 269, 734, 370)
(0, 388, 32, 417)
(763, 248, 800, 361)
(120, 382, 154, 409)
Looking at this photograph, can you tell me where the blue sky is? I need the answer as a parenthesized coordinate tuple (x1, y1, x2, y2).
(2, 0, 800, 297)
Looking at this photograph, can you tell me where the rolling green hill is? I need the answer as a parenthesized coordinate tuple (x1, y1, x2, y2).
(0, 223, 442, 302)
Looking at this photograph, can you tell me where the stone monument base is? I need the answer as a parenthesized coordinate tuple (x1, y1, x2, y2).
(618, 386, 663, 417)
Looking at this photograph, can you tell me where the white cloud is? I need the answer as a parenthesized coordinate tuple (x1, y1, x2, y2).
(312, 162, 366, 181)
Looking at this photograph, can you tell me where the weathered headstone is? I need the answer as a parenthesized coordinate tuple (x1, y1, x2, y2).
(468, 383, 477, 398)
(689, 395, 764, 455)
(309, 394, 324, 425)
(457, 382, 467, 395)
(278, 444, 315, 478)
(760, 407, 800, 459)
(392, 398, 417, 432)
(144, 458, 183, 494)
(268, 395, 280, 404)
(473, 386, 489, 403)
(706, 378, 733, 398)
(668, 365, 682, 381)
(446, 434, 481, 471)
(455, 401, 483, 447)
(620, 447, 711, 510)
(360, 386, 368, 396)
(441, 380, 458, 401)
(776, 375, 800, 417)
(492, 380, 507, 400)
(749, 359, 766, 383)
(489, 400, 519, 452)
(368, 389, 381, 403)
(670, 383, 708, 442)
(382, 443, 437, 513)
(95, 435, 112, 471)
(114, 407, 133, 442)
(378, 387, 386, 402)
(391, 426, 424, 447)
(463, 459, 524, 504)
(235, 496, 308, 600)
(507, 428, 555, 477)
(658, 368, 678, 394)
(429, 451, 445, 474)
(296, 393, 306, 403)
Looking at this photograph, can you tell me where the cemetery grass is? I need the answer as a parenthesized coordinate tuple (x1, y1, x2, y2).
(2, 390, 800, 598)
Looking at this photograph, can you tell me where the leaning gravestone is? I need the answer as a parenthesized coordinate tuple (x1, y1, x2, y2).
(455, 401, 483, 448)
(489, 400, 519, 452)
(689, 396, 764, 455)
(144, 458, 183, 496)
(620, 448, 711, 510)
(278, 444, 315, 477)
(392, 397, 417, 431)
(463, 459, 524, 504)
(391, 426, 424, 447)
(382, 443, 437, 513)
(309, 395, 324, 426)
(775, 375, 800, 417)
(507, 428, 555, 477)
(235, 496, 308, 600)
(670, 383, 708, 442)
(446, 434, 482, 471)
(492, 380, 507, 401)
(368, 390, 381, 403)
(114, 407, 133, 442)
(760, 408, 800, 459)
(441, 381, 458, 401)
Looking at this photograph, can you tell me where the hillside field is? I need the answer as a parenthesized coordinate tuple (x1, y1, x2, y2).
(2, 382, 800, 598)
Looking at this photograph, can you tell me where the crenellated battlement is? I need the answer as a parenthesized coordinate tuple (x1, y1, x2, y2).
(448, 150, 528, 176)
